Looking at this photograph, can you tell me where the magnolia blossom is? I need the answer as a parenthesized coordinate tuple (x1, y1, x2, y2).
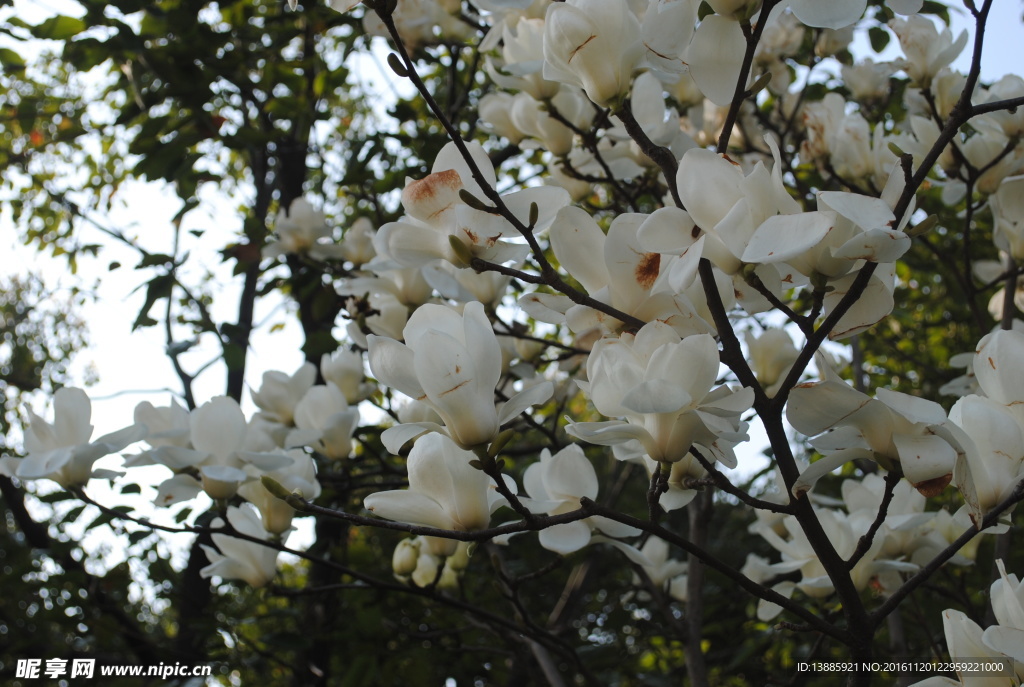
(747, 505, 917, 619)
(521, 444, 639, 554)
(948, 395, 1024, 525)
(521, 206, 717, 338)
(375, 141, 568, 268)
(143, 396, 292, 501)
(890, 15, 967, 88)
(991, 176, 1024, 260)
(633, 537, 688, 603)
(368, 302, 553, 451)
(909, 561, 1024, 687)
(4, 388, 145, 487)
(251, 362, 318, 428)
(320, 348, 375, 404)
(200, 504, 284, 588)
(392, 536, 467, 589)
(567, 324, 753, 466)
(262, 198, 345, 261)
(744, 328, 800, 396)
(238, 450, 321, 534)
(542, 0, 644, 107)
(787, 381, 964, 498)
(485, 16, 560, 101)
(285, 383, 360, 461)
(338, 217, 377, 267)
(950, 330, 1024, 525)
(841, 59, 895, 103)
(364, 433, 507, 556)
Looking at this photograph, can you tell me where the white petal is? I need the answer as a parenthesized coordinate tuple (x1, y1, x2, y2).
(539, 521, 593, 554)
(790, 0, 866, 29)
(364, 490, 455, 530)
(742, 212, 834, 264)
(366, 335, 425, 400)
(688, 15, 747, 106)
(191, 397, 247, 458)
(497, 381, 553, 426)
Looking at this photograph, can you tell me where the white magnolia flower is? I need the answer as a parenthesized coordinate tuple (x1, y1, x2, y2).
(890, 15, 968, 88)
(485, 17, 561, 101)
(145, 396, 292, 501)
(949, 395, 1024, 525)
(479, 92, 527, 144)
(842, 59, 897, 103)
(991, 176, 1024, 260)
(634, 536, 688, 602)
(200, 504, 284, 588)
(251, 362, 318, 427)
(368, 301, 553, 451)
(788, 382, 965, 498)
(238, 450, 321, 534)
(542, 0, 644, 107)
(521, 444, 640, 554)
(687, 13, 746, 106)
(744, 328, 800, 397)
(285, 383, 360, 461)
(567, 324, 753, 466)
(640, 0, 697, 76)
(376, 141, 568, 268)
(320, 348, 375, 404)
(339, 217, 377, 267)
(8, 388, 146, 487)
(263, 198, 345, 261)
(522, 206, 715, 338)
(123, 398, 191, 469)
(749, 505, 916, 618)
(909, 565, 1024, 687)
(392, 536, 467, 589)
(364, 433, 507, 556)
(789, 0, 865, 30)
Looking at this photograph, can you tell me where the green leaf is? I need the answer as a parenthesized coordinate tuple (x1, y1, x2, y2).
(0, 47, 25, 71)
(136, 253, 175, 269)
(132, 273, 174, 330)
(868, 25, 890, 53)
(31, 15, 87, 41)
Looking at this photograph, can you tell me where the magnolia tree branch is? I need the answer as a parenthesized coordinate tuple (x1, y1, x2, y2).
(716, 0, 782, 153)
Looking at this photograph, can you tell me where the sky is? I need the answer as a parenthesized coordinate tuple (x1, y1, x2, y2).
(3, 0, 1024, 568)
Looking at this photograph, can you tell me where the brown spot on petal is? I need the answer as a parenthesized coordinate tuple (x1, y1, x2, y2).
(569, 35, 597, 63)
(988, 356, 996, 370)
(403, 169, 463, 220)
(913, 473, 952, 498)
(635, 253, 661, 290)
(440, 379, 471, 397)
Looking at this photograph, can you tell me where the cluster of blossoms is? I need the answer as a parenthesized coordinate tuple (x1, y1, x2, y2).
(8, 0, 1024, 678)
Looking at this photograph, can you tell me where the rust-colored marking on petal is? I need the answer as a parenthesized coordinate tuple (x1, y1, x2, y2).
(440, 380, 471, 396)
(988, 356, 996, 369)
(913, 473, 952, 498)
(635, 252, 661, 290)
(569, 35, 597, 63)
(404, 169, 463, 219)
